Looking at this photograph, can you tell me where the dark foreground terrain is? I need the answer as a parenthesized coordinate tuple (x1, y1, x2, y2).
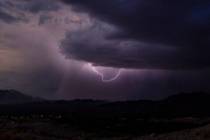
(0, 117, 210, 140)
(0, 90, 210, 139)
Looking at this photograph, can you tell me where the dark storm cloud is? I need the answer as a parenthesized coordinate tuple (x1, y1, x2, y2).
(60, 21, 209, 70)
(0, 1, 18, 23)
(0, 9, 17, 23)
(16, 0, 61, 13)
(61, 0, 210, 47)
(60, 0, 210, 70)
(0, 0, 61, 23)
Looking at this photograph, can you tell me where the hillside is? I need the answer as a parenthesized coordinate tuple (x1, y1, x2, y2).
(0, 90, 43, 104)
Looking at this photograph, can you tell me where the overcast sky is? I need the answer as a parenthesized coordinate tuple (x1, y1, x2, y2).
(0, 0, 210, 100)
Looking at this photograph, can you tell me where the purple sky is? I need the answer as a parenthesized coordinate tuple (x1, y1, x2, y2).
(0, 0, 210, 100)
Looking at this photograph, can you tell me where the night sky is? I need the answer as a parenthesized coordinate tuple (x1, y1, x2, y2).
(0, 0, 210, 100)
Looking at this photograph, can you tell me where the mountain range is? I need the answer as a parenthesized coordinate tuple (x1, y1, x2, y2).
(0, 89, 43, 104)
(0, 89, 210, 117)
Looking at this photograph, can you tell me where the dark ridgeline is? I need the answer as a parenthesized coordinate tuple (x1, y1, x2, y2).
(0, 89, 209, 117)
(0, 89, 210, 137)
(0, 89, 43, 104)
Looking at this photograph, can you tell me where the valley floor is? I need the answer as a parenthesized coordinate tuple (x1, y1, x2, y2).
(0, 118, 210, 140)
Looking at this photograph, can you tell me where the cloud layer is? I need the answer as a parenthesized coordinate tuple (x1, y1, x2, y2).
(60, 0, 210, 70)
(0, 0, 210, 100)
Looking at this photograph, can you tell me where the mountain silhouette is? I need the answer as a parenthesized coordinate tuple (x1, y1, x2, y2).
(156, 92, 210, 117)
(0, 90, 209, 117)
(0, 89, 43, 104)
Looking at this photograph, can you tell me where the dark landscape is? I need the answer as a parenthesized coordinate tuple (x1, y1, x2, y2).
(0, 90, 210, 140)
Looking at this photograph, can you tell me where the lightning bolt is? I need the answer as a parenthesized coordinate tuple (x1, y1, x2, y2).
(88, 63, 122, 82)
